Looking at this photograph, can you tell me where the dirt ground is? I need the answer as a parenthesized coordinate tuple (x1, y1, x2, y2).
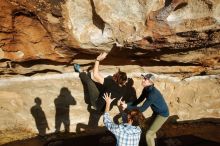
(1, 117, 220, 146)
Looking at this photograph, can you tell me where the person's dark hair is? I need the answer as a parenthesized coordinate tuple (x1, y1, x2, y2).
(113, 69, 127, 85)
(127, 109, 145, 127)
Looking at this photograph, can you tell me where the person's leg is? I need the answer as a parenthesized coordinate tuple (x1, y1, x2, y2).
(88, 110, 102, 127)
(55, 115, 62, 133)
(64, 113, 70, 133)
(64, 123, 70, 133)
(146, 115, 168, 146)
(37, 126, 46, 136)
(79, 72, 100, 109)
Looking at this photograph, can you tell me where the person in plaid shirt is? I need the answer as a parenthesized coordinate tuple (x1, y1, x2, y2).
(103, 93, 145, 146)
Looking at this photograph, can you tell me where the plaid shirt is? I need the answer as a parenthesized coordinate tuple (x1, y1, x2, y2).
(103, 112, 141, 146)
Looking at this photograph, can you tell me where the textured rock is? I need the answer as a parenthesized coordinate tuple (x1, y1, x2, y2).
(0, 0, 219, 77)
(0, 0, 220, 144)
(0, 68, 219, 144)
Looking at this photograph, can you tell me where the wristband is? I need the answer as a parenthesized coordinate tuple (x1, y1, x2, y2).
(96, 59, 100, 61)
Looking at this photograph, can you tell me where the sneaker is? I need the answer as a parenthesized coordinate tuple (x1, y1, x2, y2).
(73, 64, 81, 72)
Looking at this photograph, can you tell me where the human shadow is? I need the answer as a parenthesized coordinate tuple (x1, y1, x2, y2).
(30, 97, 49, 137)
(54, 87, 76, 133)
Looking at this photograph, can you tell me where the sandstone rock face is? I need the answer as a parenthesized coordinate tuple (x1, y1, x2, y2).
(0, 0, 219, 75)
(0, 0, 220, 144)
(0, 68, 219, 144)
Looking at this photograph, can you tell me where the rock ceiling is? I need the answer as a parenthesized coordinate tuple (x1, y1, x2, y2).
(0, 0, 219, 77)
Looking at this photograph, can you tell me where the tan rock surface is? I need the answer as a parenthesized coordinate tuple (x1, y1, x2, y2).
(0, 66, 219, 144)
(0, 0, 219, 74)
(0, 0, 220, 145)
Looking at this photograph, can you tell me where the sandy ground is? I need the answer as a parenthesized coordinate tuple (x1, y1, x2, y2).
(1, 118, 220, 146)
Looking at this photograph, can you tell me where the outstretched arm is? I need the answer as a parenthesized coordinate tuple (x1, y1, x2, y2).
(131, 89, 146, 106)
(103, 92, 115, 113)
(117, 97, 127, 123)
(103, 93, 120, 135)
(93, 52, 107, 84)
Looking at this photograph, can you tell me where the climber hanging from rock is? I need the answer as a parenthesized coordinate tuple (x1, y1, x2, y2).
(73, 52, 136, 112)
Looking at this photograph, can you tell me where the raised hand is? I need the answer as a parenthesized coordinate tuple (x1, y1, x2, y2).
(96, 52, 107, 61)
(103, 92, 115, 105)
(120, 101, 127, 110)
(117, 97, 123, 107)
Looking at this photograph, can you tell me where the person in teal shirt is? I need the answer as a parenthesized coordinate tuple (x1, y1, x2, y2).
(121, 74, 169, 146)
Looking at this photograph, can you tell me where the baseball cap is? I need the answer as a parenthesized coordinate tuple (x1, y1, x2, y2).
(141, 73, 155, 81)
